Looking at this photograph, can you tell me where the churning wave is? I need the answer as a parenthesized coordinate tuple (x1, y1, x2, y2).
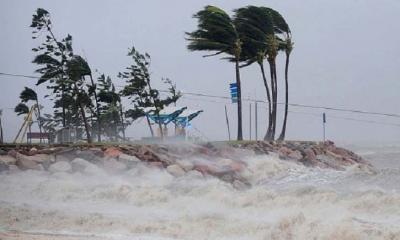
(0, 147, 399, 240)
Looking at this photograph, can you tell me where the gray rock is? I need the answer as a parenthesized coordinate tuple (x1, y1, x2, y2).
(15, 153, 41, 170)
(49, 161, 72, 173)
(166, 164, 185, 177)
(71, 158, 95, 171)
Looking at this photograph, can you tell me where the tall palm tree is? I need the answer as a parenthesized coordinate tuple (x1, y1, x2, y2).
(234, 6, 275, 140)
(278, 36, 293, 140)
(186, 5, 244, 140)
(264, 8, 292, 141)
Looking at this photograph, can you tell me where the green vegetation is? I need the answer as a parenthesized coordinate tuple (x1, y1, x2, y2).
(20, 8, 181, 143)
(187, 5, 293, 141)
(16, 5, 293, 143)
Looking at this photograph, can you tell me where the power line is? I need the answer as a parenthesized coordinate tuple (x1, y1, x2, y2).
(2, 71, 400, 119)
(0, 72, 40, 79)
(288, 110, 400, 128)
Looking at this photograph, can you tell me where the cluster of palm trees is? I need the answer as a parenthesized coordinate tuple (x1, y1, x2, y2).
(186, 5, 293, 141)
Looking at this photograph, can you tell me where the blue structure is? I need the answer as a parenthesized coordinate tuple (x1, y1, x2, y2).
(229, 83, 238, 103)
(143, 107, 203, 137)
(173, 109, 204, 128)
(144, 107, 187, 125)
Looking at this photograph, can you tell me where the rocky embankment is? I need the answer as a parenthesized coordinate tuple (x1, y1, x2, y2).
(0, 141, 368, 187)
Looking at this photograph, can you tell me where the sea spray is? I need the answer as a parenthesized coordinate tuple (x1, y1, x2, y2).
(0, 148, 400, 239)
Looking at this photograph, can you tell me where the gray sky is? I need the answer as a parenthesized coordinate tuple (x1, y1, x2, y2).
(1, 0, 399, 143)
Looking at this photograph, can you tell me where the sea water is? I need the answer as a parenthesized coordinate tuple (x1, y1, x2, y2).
(0, 144, 399, 239)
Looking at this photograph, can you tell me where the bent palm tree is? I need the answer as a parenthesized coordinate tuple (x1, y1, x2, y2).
(262, 7, 292, 141)
(252, 7, 290, 140)
(278, 36, 293, 140)
(186, 5, 244, 140)
(234, 6, 275, 140)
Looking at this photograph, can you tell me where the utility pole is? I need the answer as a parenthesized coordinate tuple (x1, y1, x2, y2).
(0, 109, 3, 144)
(255, 101, 258, 141)
(224, 105, 231, 141)
(323, 112, 326, 142)
(249, 103, 252, 140)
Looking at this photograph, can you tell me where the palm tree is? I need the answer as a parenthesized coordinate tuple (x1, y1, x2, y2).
(262, 8, 292, 141)
(278, 36, 293, 140)
(186, 5, 244, 140)
(19, 87, 43, 143)
(234, 6, 275, 140)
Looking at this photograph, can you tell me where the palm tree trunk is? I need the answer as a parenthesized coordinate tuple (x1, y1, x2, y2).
(235, 58, 243, 141)
(74, 83, 92, 143)
(259, 62, 273, 141)
(278, 52, 290, 141)
(89, 74, 101, 142)
(266, 60, 276, 140)
(271, 60, 278, 140)
(35, 99, 43, 144)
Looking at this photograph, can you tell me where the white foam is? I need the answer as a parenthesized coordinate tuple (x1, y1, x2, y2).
(1, 153, 400, 239)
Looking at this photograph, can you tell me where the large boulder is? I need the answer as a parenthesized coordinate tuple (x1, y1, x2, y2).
(49, 161, 72, 173)
(15, 153, 41, 170)
(166, 164, 185, 177)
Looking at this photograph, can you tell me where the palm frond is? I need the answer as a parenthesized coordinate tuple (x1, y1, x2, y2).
(20, 87, 37, 102)
(14, 103, 29, 116)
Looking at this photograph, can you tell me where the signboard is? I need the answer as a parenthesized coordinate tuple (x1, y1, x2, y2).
(27, 132, 50, 139)
(230, 83, 238, 103)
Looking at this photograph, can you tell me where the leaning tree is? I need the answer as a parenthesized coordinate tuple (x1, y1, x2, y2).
(234, 6, 275, 140)
(186, 5, 244, 140)
(30, 8, 75, 128)
(120, 46, 181, 139)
